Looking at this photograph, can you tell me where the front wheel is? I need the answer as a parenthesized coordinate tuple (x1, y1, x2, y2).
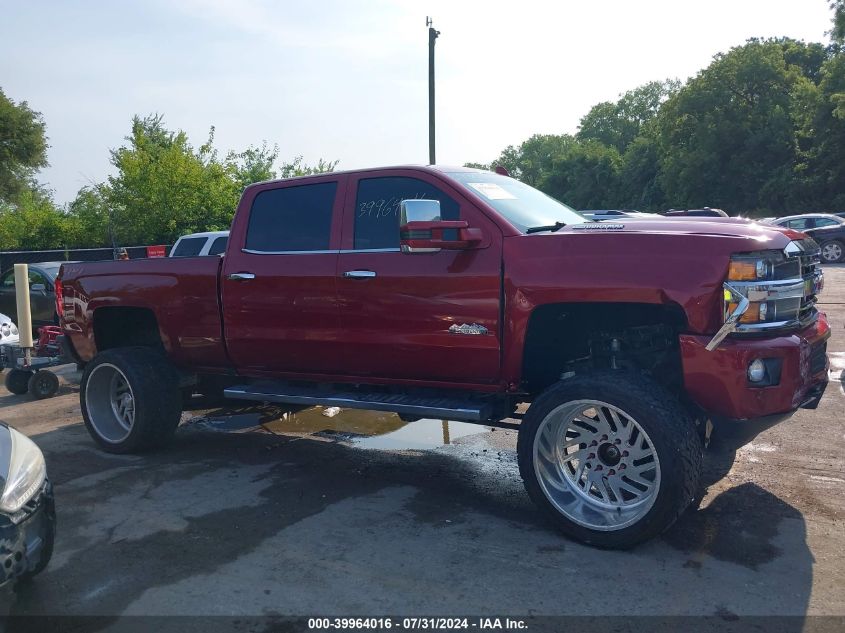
(518, 371, 702, 549)
(820, 240, 844, 264)
(80, 347, 182, 454)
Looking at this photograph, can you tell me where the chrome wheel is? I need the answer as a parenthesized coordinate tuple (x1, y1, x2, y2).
(533, 399, 661, 531)
(821, 242, 843, 263)
(84, 363, 136, 443)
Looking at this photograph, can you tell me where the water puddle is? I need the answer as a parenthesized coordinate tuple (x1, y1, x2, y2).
(352, 418, 489, 450)
(191, 403, 491, 450)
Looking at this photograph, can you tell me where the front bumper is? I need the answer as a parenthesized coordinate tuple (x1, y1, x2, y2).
(0, 480, 55, 586)
(680, 312, 831, 446)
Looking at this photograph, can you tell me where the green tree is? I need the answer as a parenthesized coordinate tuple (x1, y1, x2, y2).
(278, 156, 339, 178)
(577, 80, 680, 154)
(540, 141, 622, 209)
(655, 39, 817, 212)
(226, 142, 279, 191)
(0, 88, 48, 204)
(618, 128, 664, 210)
(77, 114, 339, 246)
(832, 0, 845, 44)
(104, 114, 239, 244)
(0, 187, 71, 250)
(482, 134, 573, 186)
(800, 52, 845, 208)
(65, 184, 113, 248)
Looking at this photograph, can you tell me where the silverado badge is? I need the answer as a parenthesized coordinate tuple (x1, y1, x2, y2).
(448, 323, 489, 335)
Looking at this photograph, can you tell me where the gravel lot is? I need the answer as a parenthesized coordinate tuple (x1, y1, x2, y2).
(0, 266, 843, 623)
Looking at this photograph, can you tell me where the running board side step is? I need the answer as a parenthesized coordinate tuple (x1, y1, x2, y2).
(224, 382, 494, 422)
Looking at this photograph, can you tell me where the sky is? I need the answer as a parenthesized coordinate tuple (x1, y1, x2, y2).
(0, 0, 836, 205)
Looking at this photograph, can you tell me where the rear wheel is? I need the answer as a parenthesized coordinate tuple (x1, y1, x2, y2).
(820, 240, 844, 264)
(28, 370, 59, 399)
(80, 347, 182, 454)
(4, 369, 33, 395)
(518, 371, 702, 549)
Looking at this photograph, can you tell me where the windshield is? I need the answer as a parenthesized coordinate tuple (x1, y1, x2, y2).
(448, 171, 588, 232)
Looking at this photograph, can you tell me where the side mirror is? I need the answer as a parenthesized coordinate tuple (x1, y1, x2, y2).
(399, 199, 483, 253)
(31, 283, 47, 293)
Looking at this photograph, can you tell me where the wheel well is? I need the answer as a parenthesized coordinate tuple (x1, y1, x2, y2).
(93, 307, 163, 352)
(521, 302, 687, 395)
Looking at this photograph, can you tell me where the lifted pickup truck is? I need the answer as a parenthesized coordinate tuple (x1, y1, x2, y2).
(57, 166, 830, 548)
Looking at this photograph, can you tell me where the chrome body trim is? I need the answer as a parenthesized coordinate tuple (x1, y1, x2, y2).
(706, 285, 750, 352)
(241, 248, 401, 255)
(343, 270, 377, 279)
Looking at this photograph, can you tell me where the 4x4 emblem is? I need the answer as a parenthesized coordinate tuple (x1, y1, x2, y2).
(449, 323, 489, 335)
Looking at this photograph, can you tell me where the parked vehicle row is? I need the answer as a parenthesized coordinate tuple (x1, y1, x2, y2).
(761, 214, 845, 263)
(0, 262, 66, 330)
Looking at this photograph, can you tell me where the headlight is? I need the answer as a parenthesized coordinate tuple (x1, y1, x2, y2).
(723, 249, 813, 326)
(708, 241, 821, 351)
(0, 427, 47, 515)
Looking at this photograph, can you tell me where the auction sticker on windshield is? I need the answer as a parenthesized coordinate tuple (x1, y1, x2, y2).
(467, 182, 517, 200)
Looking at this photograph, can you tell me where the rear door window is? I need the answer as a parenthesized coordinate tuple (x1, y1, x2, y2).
(172, 237, 206, 257)
(246, 182, 338, 252)
(208, 236, 228, 255)
(786, 218, 811, 230)
(353, 177, 459, 250)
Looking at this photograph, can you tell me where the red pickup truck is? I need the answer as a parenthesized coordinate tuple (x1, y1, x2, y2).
(57, 166, 830, 548)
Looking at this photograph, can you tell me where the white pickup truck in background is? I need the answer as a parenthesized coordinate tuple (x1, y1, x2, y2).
(169, 231, 229, 257)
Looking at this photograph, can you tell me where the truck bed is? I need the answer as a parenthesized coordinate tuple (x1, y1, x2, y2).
(59, 256, 228, 370)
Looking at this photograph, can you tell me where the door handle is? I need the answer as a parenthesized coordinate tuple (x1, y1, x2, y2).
(227, 272, 255, 281)
(343, 270, 376, 279)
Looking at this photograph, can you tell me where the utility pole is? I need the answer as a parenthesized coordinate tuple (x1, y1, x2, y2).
(427, 17, 439, 165)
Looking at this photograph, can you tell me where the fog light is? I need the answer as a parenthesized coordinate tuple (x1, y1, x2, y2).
(748, 359, 767, 383)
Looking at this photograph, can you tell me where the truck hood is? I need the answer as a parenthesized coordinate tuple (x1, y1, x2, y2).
(503, 218, 806, 335)
(559, 217, 797, 249)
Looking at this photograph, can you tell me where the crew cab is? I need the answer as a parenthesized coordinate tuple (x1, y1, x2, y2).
(56, 166, 830, 548)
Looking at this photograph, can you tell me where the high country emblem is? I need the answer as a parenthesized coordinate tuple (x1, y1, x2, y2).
(572, 223, 625, 230)
(448, 323, 489, 335)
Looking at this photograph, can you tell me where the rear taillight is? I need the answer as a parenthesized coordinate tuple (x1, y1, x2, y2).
(55, 278, 64, 319)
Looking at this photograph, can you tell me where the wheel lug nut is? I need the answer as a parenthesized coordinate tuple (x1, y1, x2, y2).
(619, 464, 627, 470)
(595, 465, 603, 471)
(588, 453, 596, 459)
(622, 450, 629, 457)
(585, 463, 592, 469)
(614, 439, 621, 445)
(600, 435, 608, 441)
(608, 469, 615, 475)
(590, 441, 598, 447)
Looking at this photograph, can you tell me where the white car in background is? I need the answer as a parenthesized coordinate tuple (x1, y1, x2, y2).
(0, 313, 19, 346)
(169, 231, 229, 257)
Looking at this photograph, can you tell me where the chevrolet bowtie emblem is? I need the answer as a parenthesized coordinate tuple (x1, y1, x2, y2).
(448, 323, 488, 335)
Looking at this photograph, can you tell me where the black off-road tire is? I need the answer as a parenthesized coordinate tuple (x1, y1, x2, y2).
(80, 347, 182, 454)
(517, 370, 703, 549)
(5, 369, 33, 395)
(28, 370, 59, 400)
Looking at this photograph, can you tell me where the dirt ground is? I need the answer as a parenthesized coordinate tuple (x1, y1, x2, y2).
(0, 266, 843, 622)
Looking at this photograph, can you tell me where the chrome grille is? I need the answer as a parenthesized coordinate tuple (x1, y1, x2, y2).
(797, 240, 822, 323)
